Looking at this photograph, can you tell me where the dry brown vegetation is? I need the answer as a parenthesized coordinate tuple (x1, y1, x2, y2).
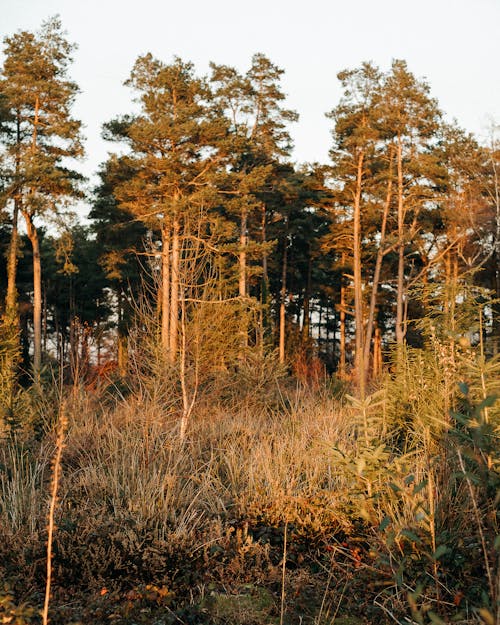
(0, 322, 499, 625)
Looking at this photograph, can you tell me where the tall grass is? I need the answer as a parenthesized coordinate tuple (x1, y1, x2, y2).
(0, 332, 498, 623)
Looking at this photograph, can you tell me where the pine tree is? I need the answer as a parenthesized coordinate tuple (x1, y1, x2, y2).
(327, 62, 382, 394)
(104, 55, 227, 363)
(0, 17, 84, 375)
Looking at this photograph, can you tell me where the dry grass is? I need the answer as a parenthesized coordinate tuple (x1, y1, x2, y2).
(0, 341, 498, 624)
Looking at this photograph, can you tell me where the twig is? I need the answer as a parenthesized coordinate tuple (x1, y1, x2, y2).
(42, 411, 67, 625)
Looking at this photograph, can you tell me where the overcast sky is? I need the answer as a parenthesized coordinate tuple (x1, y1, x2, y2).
(2, 0, 500, 189)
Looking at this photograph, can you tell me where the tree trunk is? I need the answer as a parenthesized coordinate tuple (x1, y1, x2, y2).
(373, 325, 382, 378)
(363, 155, 393, 370)
(161, 223, 170, 354)
(239, 206, 247, 298)
(169, 215, 180, 363)
(5, 200, 20, 319)
(239, 206, 248, 352)
(339, 252, 347, 378)
(5, 114, 23, 320)
(353, 150, 365, 398)
(24, 212, 42, 375)
(395, 137, 406, 346)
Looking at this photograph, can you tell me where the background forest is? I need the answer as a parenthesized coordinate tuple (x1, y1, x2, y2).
(0, 17, 499, 625)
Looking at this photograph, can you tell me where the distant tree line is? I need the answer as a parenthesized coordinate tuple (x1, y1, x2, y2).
(1, 18, 498, 396)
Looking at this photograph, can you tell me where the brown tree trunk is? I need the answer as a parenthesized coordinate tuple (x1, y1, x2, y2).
(395, 137, 406, 346)
(363, 154, 393, 370)
(5, 114, 23, 320)
(161, 223, 170, 354)
(5, 201, 20, 319)
(353, 150, 365, 398)
(373, 325, 382, 378)
(169, 215, 180, 363)
(24, 212, 42, 375)
(239, 206, 248, 299)
(339, 252, 347, 378)
(239, 206, 248, 351)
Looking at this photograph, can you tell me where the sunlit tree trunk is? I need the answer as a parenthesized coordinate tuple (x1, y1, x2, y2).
(169, 215, 180, 363)
(6, 114, 21, 319)
(395, 137, 406, 346)
(5, 201, 19, 317)
(161, 223, 170, 354)
(239, 206, 247, 299)
(24, 212, 42, 374)
(339, 252, 347, 378)
(363, 154, 393, 373)
(353, 150, 365, 398)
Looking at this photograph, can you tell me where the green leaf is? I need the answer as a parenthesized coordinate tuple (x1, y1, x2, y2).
(404, 474, 415, 486)
(401, 529, 422, 544)
(413, 479, 428, 494)
(494, 535, 500, 551)
(475, 395, 498, 415)
(458, 382, 469, 396)
(379, 515, 391, 532)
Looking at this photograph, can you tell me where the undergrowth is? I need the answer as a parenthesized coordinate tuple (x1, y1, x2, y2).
(0, 333, 498, 625)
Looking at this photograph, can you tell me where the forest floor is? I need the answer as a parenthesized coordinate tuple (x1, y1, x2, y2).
(1, 344, 498, 624)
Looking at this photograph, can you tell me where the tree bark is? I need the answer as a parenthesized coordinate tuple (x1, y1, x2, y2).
(24, 212, 42, 374)
(395, 137, 406, 346)
(169, 215, 180, 363)
(161, 223, 170, 354)
(5, 115, 23, 320)
(239, 206, 248, 298)
(363, 155, 393, 371)
(353, 150, 365, 398)
(5, 200, 20, 319)
(339, 252, 347, 378)
(239, 206, 248, 351)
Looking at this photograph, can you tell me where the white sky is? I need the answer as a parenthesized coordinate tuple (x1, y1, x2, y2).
(2, 0, 500, 195)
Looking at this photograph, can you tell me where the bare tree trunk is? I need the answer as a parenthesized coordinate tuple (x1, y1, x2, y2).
(24, 212, 42, 375)
(239, 206, 248, 298)
(161, 223, 170, 354)
(339, 252, 347, 378)
(5, 200, 20, 319)
(395, 137, 406, 346)
(169, 215, 180, 363)
(260, 203, 269, 347)
(363, 155, 393, 369)
(5, 115, 23, 320)
(373, 325, 382, 378)
(353, 150, 365, 398)
(239, 206, 248, 352)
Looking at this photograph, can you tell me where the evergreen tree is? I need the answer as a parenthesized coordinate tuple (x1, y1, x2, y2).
(0, 17, 84, 374)
(104, 55, 227, 363)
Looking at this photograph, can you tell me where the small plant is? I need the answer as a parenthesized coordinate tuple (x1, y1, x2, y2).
(0, 586, 37, 625)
